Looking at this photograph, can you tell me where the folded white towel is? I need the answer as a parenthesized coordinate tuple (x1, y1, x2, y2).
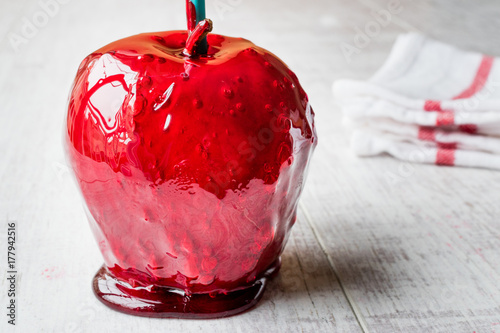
(334, 33, 500, 170)
(351, 130, 500, 170)
(344, 118, 500, 154)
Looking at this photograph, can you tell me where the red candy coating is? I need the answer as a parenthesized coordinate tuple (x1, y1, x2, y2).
(66, 30, 317, 318)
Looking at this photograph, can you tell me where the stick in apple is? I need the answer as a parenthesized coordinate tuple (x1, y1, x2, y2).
(186, 0, 208, 55)
(183, 19, 213, 57)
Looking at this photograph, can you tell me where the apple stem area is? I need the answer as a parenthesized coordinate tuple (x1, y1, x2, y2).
(186, 0, 209, 56)
(183, 19, 213, 57)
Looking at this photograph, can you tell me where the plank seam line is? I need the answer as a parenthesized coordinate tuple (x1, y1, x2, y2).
(292, 245, 320, 319)
(298, 202, 370, 333)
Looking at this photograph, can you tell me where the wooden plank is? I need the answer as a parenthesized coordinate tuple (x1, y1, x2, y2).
(301, 160, 500, 331)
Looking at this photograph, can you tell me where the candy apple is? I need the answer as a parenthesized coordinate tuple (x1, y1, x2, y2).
(65, 1, 317, 318)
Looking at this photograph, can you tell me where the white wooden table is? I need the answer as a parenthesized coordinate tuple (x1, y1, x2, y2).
(1, 0, 500, 332)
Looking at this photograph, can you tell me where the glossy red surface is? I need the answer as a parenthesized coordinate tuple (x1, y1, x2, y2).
(66, 30, 317, 317)
(186, 1, 197, 31)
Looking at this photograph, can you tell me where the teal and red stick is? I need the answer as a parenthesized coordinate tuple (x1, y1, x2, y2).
(186, 0, 208, 55)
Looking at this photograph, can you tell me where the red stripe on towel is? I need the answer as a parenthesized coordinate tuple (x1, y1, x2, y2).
(458, 124, 478, 134)
(418, 127, 436, 141)
(436, 149, 456, 166)
(419, 127, 458, 149)
(424, 100, 443, 111)
(423, 101, 454, 126)
(436, 111, 455, 126)
(453, 56, 494, 100)
(424, 56, 494, 128)
(437, 142, 458, 149)
(450, 57, 493, 131)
